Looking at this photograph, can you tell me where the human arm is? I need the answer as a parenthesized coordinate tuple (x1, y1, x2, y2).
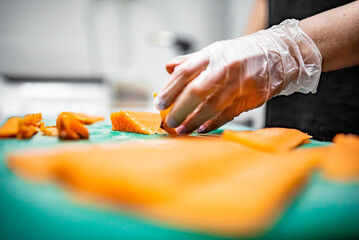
(155, 1, 359, 135)
(299, 1, 359, 72)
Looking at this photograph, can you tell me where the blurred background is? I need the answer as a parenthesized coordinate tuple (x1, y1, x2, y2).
(0, 0, 265, 128)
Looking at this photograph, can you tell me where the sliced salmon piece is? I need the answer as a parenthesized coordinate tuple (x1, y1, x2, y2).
(222, 128, 312, 153)
(17, 113, 43, 139)
(8, 137, 264, 204)
(111, 111, 166, 135)
(321, 134, 359, 181)
(57, 113, 89, 140)
(158, 107, 177, 136)
(153, 93, 177, 136)
(8, 144, 91, 182)
(17, 124, 39, 139)
(0, 113, 43, 139)
(21, 113, 43, 126)
(8, 148, 57, 181)
(143, 147, 323, 236)
(0, 117, 22, 138)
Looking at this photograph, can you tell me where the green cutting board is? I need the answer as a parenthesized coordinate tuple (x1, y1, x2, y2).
(1, 121, 358, 239)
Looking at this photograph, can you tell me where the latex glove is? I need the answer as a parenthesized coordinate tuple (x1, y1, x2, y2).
(154, 19, 322, 135)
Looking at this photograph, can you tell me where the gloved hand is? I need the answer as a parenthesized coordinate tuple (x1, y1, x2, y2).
(154, 19, 322, 135)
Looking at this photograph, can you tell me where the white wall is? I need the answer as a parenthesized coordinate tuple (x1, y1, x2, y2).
(0, 0, 96, 76)
(0, 0, 254, 85)
(0, 0, 265, 127)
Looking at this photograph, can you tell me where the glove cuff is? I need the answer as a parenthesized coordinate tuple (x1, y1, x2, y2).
(266, 19, 323, 95)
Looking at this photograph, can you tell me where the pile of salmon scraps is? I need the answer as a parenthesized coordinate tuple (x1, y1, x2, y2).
(0, 113, 43, 139)
(0, 112, 104, 140)
(109, 93, 176, 136)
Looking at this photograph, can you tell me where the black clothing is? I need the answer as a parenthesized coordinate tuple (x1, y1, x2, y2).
(266, 0, 359, 141)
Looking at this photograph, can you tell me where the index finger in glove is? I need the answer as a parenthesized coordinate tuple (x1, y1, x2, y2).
(176, 84, 240, 135)
(175, 64, 242, 134)
(165, 53, 195, 74)
(155, 52, 210, 111)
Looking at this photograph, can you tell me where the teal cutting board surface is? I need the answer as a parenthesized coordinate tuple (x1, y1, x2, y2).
(1, 121, 359, 240)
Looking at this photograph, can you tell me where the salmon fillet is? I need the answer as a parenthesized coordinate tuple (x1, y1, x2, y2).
(111, 111, 166, 135)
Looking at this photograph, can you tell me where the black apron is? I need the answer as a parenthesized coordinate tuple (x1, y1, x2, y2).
(266, 0, 359, 141)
